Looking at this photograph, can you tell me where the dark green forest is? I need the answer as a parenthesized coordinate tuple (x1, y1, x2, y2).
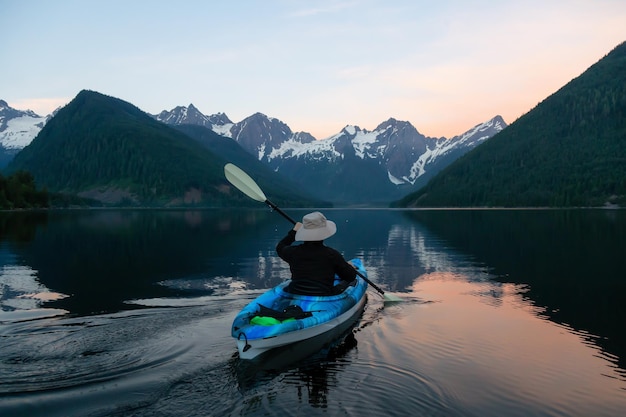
(395, 41, 626, 208)
(7, 90, 229, 206)
(0, 170, 48, 209)
(5, 90, 321, 208)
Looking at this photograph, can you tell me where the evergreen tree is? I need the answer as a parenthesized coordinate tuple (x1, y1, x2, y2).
(0, 170, 48, 209)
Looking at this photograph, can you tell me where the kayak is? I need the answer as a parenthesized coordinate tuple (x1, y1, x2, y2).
(232, 258, 369, 360)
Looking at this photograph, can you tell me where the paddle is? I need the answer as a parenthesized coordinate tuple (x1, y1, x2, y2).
(224, 163, 401, 302)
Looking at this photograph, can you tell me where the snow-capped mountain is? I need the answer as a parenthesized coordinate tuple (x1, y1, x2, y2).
(0, 100, 56, 167)
(408, 116, 506, 187)
(265, 116, 505, 202)
(155, 104, 506, 202)
(154, 103, 233, 131)
(257, 115, 504, 187)
(0, 100, 49, 150)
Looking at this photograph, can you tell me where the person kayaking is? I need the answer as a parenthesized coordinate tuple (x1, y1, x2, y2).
(276, 211, 357, 295)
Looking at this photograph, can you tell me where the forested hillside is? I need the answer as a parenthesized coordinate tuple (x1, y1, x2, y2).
(5, 90, 321, 207)
(395, 41, 626, 208)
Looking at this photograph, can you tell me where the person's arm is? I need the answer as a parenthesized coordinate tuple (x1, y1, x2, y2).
(276, 222, 301, 259)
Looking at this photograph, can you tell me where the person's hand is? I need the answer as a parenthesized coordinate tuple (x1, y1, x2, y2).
(293, 222, 302, 231)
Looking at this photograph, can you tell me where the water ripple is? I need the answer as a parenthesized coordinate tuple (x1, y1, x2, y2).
(0, 299, 238, 417)
(1, 313, 191, 395)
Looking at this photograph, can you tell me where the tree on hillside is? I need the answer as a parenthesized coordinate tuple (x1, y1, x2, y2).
(0, 171, 49, 209)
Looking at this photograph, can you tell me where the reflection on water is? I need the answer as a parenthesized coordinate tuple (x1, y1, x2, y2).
(0, 209, 282, 316)
(377, 272, 626, 417)
(233, 329, 360, 410)
(0, 263, 66, 312)
(404, 209, 626, 371)
(1, 208, 625, 416)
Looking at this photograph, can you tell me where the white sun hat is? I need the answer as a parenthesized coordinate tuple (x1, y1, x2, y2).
(295, 211, 337, 241)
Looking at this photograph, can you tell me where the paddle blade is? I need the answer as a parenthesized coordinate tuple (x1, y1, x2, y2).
(383, 293, 403, 304)
(224, 163, 267, 202)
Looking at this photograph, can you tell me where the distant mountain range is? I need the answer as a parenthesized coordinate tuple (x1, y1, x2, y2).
(153, 107, 506, 203)
(1, 95, 505, 205)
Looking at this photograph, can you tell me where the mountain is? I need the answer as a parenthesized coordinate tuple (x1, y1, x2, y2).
(5, 90, 320, 207)
(155, 106, 506, 203)
(172, 123, 331, 206)
(0, 100, 50, 168)
(394, 41, 626, 208)
(154, 103, 232, 129)
(4, 98, 505, 205)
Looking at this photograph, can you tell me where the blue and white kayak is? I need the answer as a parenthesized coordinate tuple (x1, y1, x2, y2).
(232, 258, 369, 360)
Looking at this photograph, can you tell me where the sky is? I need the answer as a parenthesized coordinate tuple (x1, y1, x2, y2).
(2, 0, 626, 140)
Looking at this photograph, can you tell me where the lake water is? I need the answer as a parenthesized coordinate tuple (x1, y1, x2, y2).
(1, 208, 625, 416)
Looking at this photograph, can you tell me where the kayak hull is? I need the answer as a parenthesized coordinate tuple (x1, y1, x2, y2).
(232, 258, 369, 360)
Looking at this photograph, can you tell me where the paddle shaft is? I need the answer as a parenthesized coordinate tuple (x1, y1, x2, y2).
(264, 199, 297, 226)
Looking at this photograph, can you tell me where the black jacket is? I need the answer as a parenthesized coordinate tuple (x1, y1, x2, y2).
(276, 230, 356, 295)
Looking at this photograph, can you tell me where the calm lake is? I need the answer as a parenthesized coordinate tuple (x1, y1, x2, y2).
(1, 208, 625, 416)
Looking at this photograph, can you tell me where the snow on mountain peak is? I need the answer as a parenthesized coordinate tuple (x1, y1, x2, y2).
(352, 130, 380, 158)
(449, 115, 505, 147)
(268, 134, 342, 161)
(343, 125, 358, 136)
(0, 101, 48, 149)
